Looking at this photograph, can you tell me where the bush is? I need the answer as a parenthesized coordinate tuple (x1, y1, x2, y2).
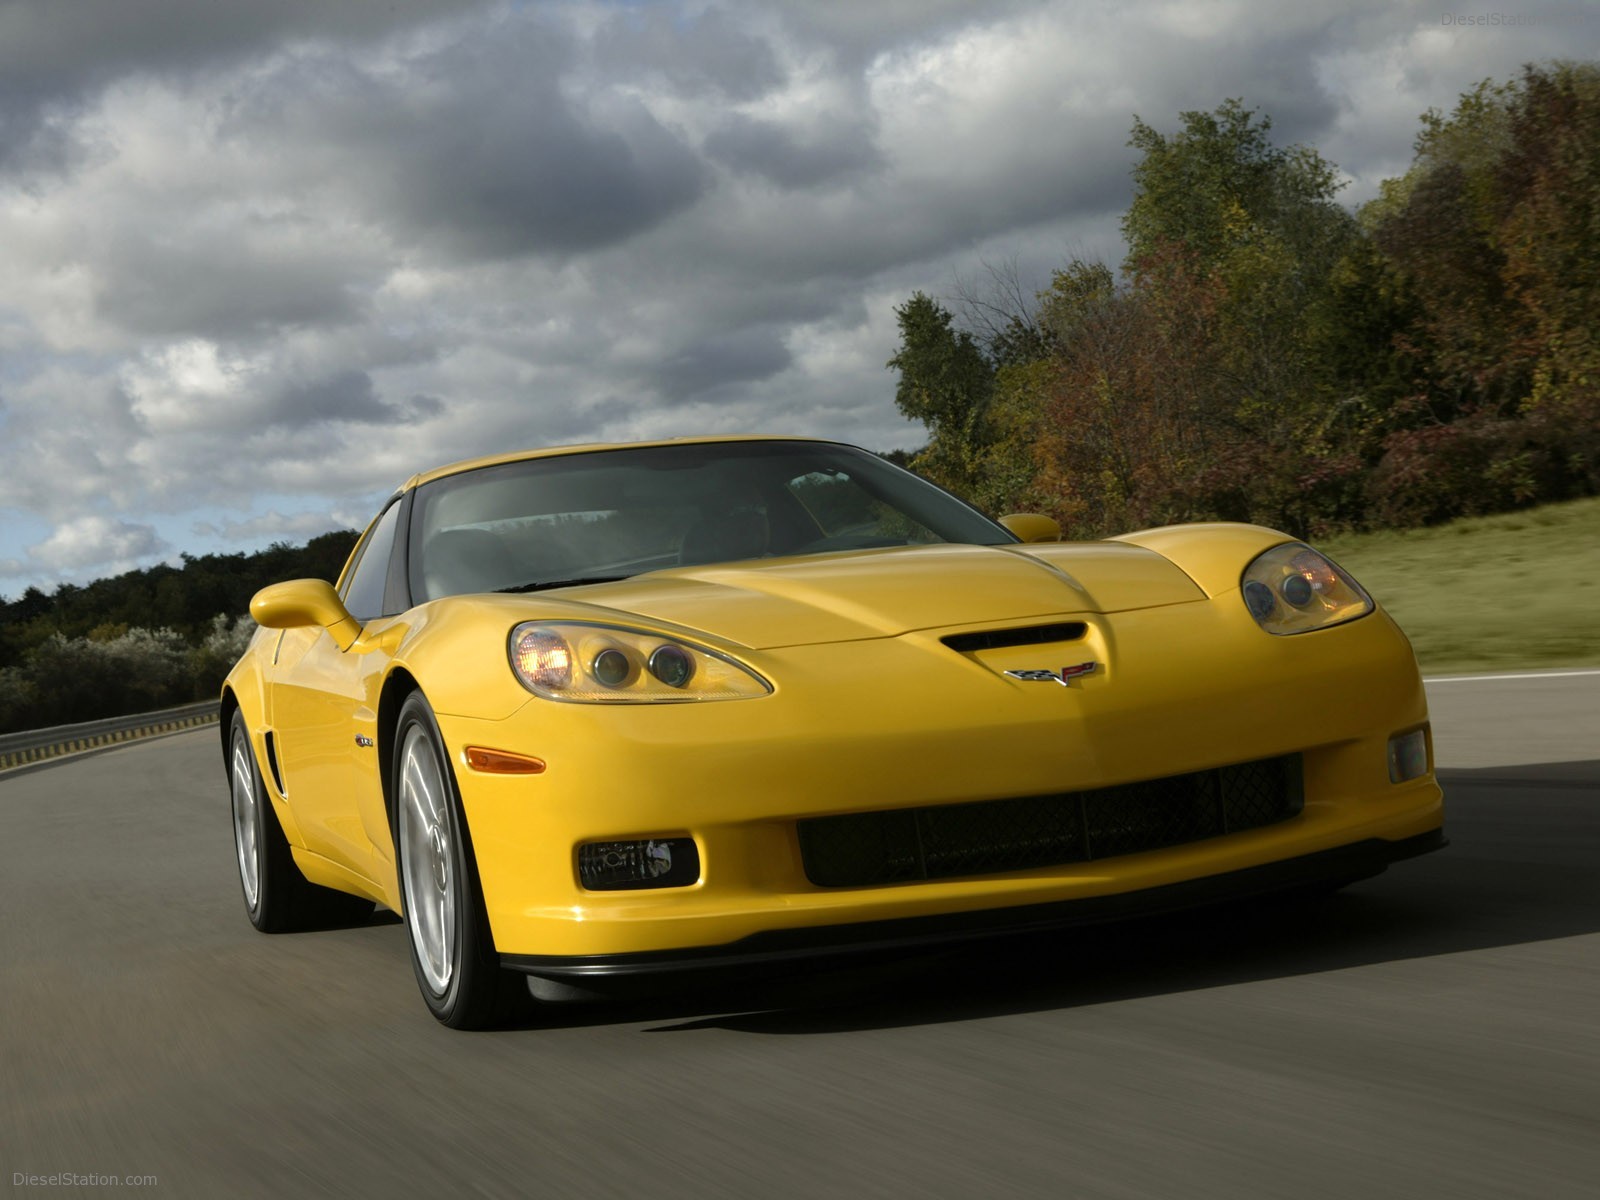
(0, 614, 261, 734)
(1367, 400, 1600, 527)
(17, 627, 193, 729)
(0, 669, 39, 735)
(190, 614, 258, 698)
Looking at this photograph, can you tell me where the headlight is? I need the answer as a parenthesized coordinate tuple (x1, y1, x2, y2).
(1240, 543, 1373, 635)
(508, 621, 772, 702)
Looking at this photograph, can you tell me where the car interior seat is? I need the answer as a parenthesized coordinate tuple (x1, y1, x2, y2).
(422, 527, 517, 598)
(677, 507, 770, 566)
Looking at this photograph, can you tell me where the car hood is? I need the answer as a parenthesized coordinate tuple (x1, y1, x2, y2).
(552, 542, 1205, 649)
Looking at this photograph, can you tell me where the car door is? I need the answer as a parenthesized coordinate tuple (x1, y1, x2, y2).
(267, 496, 408, 889)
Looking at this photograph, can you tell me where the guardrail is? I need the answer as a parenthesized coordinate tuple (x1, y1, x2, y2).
(0, 700, 221, 771)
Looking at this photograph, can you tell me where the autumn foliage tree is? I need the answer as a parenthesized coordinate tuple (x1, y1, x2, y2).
(1363, 62, 1600, 525)
(1028, 100, 1368, 536)
(889, 65, 1600, 537)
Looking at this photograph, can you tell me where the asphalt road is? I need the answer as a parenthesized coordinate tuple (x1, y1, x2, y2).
(3, 672, 1597, 1199)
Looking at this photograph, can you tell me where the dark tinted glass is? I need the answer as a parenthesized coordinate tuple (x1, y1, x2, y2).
(341, 501, 402, 621)
(409, 440, 1014, 601)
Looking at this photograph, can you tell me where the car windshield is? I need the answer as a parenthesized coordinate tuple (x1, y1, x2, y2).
(407, 440, 1015, 602)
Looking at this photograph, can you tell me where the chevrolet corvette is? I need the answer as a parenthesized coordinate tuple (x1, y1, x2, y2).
(222, 436, 1444, 1028)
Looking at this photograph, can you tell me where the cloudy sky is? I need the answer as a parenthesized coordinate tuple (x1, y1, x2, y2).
(0, 0, 1593, 597)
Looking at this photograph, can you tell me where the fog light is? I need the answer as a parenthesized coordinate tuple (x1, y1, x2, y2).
(578, 837, 699, 890)
(1388, 728, 1429, 783)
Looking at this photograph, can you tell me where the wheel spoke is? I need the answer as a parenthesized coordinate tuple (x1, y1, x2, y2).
(400, 725, 456, 996)
(230, 736, 261, 910)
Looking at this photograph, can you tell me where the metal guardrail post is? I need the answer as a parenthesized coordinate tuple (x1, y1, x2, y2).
(0, 700, 222, 771)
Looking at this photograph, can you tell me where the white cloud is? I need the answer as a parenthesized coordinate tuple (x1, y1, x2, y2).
(26, 516, 171, 574)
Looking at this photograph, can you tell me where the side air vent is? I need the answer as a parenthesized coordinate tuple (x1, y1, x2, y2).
(264, 730, 287, 796)
(941, 622, 1087, 653)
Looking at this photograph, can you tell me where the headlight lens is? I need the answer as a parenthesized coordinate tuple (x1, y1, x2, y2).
(509, 621, 771, 702)
(1240, 543, 1373, 635)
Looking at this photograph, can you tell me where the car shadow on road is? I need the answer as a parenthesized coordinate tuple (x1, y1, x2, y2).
(521, 759, 1600, 1036)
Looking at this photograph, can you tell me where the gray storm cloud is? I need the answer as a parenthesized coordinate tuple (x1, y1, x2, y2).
(0, 0, 1584, 593)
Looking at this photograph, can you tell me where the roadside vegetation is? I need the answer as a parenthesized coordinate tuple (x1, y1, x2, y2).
(0, 532, 358, 734)
(1321, 496, 1600, 674)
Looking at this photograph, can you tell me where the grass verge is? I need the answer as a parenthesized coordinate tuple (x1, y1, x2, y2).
(1318, 496, 1600, 674)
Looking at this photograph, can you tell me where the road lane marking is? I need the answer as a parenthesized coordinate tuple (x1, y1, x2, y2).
(1424, 669, 1600, 683)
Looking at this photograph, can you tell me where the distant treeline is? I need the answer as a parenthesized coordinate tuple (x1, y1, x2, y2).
(890, 63, 1600, 538)
(0, 530, 358, 734)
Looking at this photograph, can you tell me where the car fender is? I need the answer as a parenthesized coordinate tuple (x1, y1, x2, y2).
(1110, 523, 1298, 598)
(220, 626, 309, 846)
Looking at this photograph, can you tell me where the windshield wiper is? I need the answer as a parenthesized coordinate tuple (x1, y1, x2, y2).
(496, 575, 632, 594)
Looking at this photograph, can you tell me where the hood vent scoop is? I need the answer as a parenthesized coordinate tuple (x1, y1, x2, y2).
(941, 622, 1087, 653)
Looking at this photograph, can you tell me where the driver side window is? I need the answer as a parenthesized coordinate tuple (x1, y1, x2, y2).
(341, 502, 402, 622)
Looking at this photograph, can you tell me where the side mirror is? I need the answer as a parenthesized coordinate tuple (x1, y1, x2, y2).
(999, 513, 1063, 543)
(250, 579, 363, 651)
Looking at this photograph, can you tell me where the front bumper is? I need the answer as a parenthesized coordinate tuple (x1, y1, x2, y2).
(433, 599, 1445, 961)
(502, 827, 1446, 982)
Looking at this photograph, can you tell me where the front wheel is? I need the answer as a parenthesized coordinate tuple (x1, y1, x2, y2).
(394, 692, 531, 1029)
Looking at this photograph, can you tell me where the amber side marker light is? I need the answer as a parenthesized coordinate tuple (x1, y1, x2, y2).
(464, 746, 547, 775)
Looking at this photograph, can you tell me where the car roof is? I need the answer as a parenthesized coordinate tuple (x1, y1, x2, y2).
(400, 434, 840, 491)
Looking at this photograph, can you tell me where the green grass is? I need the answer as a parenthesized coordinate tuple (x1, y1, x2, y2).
(1316, 497, 1600, 674)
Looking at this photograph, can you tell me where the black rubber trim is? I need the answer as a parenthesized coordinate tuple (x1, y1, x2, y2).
(501, 828, 1447, 982)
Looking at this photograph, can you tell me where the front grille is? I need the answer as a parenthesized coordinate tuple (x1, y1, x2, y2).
(797, 755, 1303, 888)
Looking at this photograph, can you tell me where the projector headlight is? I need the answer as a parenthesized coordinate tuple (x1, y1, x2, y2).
(1240, 543, 1373, 635)
(509, 621, 771, 703)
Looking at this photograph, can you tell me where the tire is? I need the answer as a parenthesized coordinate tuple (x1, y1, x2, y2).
(228, 710, 376, 933)
(393, 692, 532, 1029)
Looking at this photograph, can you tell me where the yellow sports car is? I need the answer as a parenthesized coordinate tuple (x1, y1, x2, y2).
(222, 436, 1444, 1028)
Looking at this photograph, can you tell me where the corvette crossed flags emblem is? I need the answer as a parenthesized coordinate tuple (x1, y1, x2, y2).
(1004, 662, 1099, 686)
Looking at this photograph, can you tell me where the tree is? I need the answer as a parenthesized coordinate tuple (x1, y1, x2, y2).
(1030, 246, 1243, 535)
(1124, 99, 1353, 282)
(949, 256, 1051, 368)
(1125, 99, 1359, 405)
(1497, 63, 1600, 426)
(1362, 62, 1600, 521)
(0, 529, 358, 673)
(886, 292, 996, 495)
(1116, 99, 1372, 534)
(883, 67, 1600, 538)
